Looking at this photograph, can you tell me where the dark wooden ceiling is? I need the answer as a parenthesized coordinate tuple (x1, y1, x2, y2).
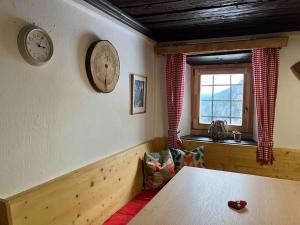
(89, 0, 300, 42)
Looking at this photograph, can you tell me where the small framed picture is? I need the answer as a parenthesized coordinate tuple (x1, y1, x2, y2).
(130, 74, 147, 114)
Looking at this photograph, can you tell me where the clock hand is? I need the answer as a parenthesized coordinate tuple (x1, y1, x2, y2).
(38, 38, 47, 48)
(35, 42, 46, 49)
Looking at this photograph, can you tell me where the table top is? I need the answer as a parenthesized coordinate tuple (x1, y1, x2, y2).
(129, 167, 300, 225)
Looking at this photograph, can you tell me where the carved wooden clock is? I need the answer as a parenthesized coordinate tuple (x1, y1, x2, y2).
(85, 41, 120, 93)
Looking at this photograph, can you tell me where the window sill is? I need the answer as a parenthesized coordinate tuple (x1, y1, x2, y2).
(181, 135, 257, 146)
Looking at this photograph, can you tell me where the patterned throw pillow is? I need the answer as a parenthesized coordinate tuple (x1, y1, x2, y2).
(170, 146, 205, 172)
(143, 150, 176, 190)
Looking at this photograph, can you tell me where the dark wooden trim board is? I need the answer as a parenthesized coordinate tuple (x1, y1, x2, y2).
(83, 0, 151, 37)
(0, 199, 10, 225)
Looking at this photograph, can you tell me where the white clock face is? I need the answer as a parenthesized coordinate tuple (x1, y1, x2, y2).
(26, 30, 52, 62)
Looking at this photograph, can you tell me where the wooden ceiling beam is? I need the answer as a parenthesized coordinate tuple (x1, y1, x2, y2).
(155, 37, 289, 55)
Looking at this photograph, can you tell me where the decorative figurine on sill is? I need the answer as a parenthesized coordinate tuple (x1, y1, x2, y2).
(208, 120, 228, 141)
(232, 130, 242, 142)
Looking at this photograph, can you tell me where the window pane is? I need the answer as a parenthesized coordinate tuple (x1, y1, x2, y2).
(200, 86, 212, 100)
(231, 118, 242, 125)
(231, 101, 243, 117)
(231, 85, 243, 100)
(200, 101, 212, 117)
(201, 75, 213, 85)
(231, 74, 244, 84)
(214, 86, 230, 100)
(214, 74, 230, 85)
(198, 71, 247, 126)
(213, 101, 230, 117)
(200, 116, 212, 124)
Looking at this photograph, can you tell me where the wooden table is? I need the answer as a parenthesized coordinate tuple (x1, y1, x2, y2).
(129, 167, 300, 225)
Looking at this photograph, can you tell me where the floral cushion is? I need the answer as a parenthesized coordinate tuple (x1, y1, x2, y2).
(143, 150, 176, 190)
(170, 146, 205, 172)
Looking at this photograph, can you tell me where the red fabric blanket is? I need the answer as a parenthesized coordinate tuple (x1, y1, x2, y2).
(104, 189, 159, 225)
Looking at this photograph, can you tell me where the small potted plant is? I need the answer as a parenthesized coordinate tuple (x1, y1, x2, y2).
(232, 130, 242, 142)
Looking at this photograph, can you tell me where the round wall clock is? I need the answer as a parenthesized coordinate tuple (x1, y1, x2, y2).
(17, 25, 54, 66)
(85, 40, 120, 93)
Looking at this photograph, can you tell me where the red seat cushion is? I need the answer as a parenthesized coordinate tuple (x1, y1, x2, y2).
(104, 189, 159, 225)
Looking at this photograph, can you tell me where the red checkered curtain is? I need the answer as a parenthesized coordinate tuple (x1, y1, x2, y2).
(252, 48, 279, 163)
(166, 54, 186, 148)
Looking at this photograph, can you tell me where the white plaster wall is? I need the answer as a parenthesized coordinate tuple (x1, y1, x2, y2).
(179, 64, 191, 136)
(0, 0, 164, 198)
(274, 33, 300, 148)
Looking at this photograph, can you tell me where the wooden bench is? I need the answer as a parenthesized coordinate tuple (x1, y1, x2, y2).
(103, 189, 159, 225)
(1, 137, 300, 225)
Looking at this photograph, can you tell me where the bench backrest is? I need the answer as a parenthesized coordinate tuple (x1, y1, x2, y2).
(1, 138, 166, 225)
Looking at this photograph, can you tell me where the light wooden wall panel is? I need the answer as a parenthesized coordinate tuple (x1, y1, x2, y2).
(3, 137, 300, 225)
(156, 37, 289, 55)
(4, 138, 165, 225)
(182, 140, 300, 181)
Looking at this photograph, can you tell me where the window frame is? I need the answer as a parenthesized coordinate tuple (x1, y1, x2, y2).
(191, 63, 254, 139)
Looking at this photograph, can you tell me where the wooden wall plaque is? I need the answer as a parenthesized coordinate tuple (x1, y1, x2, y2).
(86, 41, 120, 93)
(291, 62, 300, 78)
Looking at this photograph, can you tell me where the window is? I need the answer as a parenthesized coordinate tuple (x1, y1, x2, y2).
(191, 64, 254, 138)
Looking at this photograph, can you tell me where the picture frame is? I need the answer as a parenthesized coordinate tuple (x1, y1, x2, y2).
(130, 74, 147, 114)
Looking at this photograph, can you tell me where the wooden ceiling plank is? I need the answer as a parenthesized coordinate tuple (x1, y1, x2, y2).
(86, 0, 300, 42)
(137, 1, 298, 24)
(155, 37, 289, 55)
(109, 0, 178, 8)
(148, 13, 300, 30)
(154, 25, 296, 42)
(121, 0, 262, 17)
(135, 2, 282, 24)
(155, 27, 297, 42)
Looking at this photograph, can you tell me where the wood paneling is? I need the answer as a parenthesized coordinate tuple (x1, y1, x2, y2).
(182, 139, 300, 181)
(137, 1, 281, 24)
(106, 0, 300, 41)
(0, 199, 10, 225)
(118, 0, 260, 16)
(3, 136, 300, 225)
(156, 37, 289, 55)
(4, 138, 165, 225)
